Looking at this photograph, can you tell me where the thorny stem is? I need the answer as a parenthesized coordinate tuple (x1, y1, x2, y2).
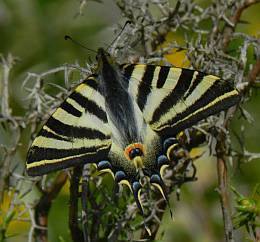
(141, 198, 167, 240)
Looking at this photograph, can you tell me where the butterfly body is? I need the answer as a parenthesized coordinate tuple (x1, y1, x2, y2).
(26, 47, 241, 220)
(97, 52, 146, 151)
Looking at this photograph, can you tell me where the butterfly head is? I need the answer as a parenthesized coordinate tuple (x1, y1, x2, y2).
(96, 48, 112, 66)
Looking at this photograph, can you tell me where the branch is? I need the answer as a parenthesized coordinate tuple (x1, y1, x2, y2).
(244, 59, 260, 92)
(0, 54, 20, 203)
(215, 2, 260, 240)
(215, 106, 241, 241)
(216, 135, 235, 242)
(34, 172, 68, 241)
(69, 166, 84, 241)
(150, 0, 181, 51)
(221, 0, 260, 52)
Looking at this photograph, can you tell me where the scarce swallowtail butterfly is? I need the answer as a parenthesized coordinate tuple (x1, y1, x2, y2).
(26, 47, 241, 233)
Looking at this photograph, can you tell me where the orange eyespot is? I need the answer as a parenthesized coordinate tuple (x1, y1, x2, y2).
(124, 144, 136, 160)
(134, 143, 146, 155)
(124, 143, 146, 160)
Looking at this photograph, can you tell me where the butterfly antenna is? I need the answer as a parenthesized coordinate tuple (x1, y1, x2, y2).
(105, 20, 132, 52)
(64, 35, 98, 54)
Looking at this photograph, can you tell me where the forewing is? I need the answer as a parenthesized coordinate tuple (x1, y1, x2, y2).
(122, 64, 241, 135)
(26, 77, 111, 176)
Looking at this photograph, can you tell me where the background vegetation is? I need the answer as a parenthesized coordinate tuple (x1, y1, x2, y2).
(0, 0, 259, 241)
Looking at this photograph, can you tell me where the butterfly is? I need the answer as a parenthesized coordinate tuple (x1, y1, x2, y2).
(26, 47, 241, 233)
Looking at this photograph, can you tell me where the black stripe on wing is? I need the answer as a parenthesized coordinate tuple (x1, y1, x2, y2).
(154, 78, 241, 134)
(70, 89, 107, 122)
(120, 64, 135, 82)
(60, 100, 82, 117)
(156, 66, 170, 88)
(26, 146, 110, 176)
(39, 128, 72, 141)
(45, 116, 108, 139)
(182, 71, 208, 99)
(27, 146, 98, 162)
(136, 65, 155, 111)
(151, 69, 202, 123)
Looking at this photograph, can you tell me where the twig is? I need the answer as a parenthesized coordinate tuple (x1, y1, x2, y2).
(69, 166, 84, 241)
(150, 0, 181, 51)
(244, 59, 260, 92)
(216, 134, 235, 242)
(221, 0, 260, 52)
(0, 54, 20, 203)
